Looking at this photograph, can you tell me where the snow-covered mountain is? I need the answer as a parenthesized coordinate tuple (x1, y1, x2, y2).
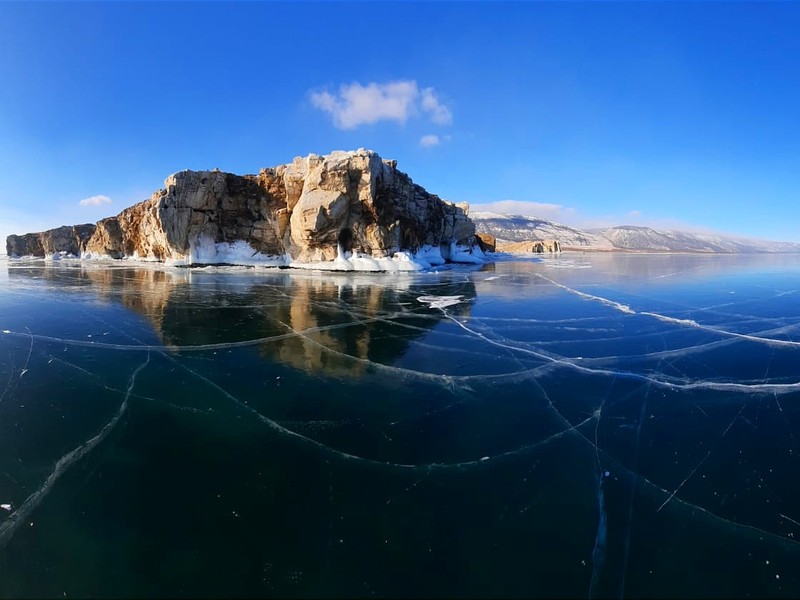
(472, 212, 614, 250)
(471, 212, 800, 253)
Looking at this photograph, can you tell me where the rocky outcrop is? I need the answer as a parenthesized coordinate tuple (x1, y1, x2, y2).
(496, 239, 561, 253)
(6, 224, 96, 258)
(6, 150, 481, 268)
(475, 232, 496, 253)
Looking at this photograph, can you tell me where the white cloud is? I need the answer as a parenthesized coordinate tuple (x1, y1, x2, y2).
(421, 87, 453, 125)
(419, 134, 440, 147)
(310, 81, 418, 129)
(628, 210, 642, 218)
(310, 80, 453, 129)
(470, 200, 575, 223)
(78, 194, 112, 207)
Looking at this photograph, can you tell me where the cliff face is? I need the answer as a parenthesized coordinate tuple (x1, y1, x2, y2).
(6, 225, 96, 258)
(7, 149, 478, 266)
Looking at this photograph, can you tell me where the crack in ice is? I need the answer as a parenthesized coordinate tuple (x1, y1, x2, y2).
(0, 353, 150, 549)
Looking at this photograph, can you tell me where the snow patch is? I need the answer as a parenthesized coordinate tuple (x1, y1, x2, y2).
(294, 245, 429, 272)
(43, 251, 79, 261)
(414, 245, 446, 267)
(81, 252, 119, 261)
(445, 242, 485, 265)
(80, 237, 488, 272)
(417, 295, 464, 309)
(185, 236, 289, 267)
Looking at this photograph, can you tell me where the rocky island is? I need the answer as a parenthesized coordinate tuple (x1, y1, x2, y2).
(6, 149, 491, 271)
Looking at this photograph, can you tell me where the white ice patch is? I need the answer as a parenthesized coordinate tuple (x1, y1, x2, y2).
(81, 237, 489, 272)
(446, 242, 485, 265)
(293, 245, 429, 273)
(0, 504, 11, 511)
(44, 251, 78, 262)
(414, 245, 446, 267)
(417, 295, 464, 309)
(187, 236, 288, 267)
(81, 252, 118, 261)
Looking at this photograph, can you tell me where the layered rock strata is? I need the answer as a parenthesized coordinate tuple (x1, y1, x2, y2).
(6, 150, 480, 268)
(6, 225, 96, 258)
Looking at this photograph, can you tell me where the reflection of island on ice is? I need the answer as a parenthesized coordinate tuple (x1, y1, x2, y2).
(7, 264, 477, 378)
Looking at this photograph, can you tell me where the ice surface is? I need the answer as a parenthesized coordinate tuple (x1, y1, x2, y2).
(2, 252, 800, 598)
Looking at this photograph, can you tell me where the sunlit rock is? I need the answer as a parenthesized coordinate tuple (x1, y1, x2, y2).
(475, 232, 496, 253)
(7, 149, 480, 269)
(6, 224, 95, 258)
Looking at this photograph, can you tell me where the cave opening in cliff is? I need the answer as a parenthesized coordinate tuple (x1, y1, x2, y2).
(338, 228, 354, 254)
(399, 219, 420, 252)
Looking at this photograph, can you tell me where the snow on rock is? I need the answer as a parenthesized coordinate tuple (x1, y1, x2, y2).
(186, 236, 288, 267)
(292, 245, 428, 272)
(7, 150, 484, 270)
(444, 242, 485, 264)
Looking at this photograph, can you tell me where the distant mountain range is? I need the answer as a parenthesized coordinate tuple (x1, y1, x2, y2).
(471, 212, 800, 253)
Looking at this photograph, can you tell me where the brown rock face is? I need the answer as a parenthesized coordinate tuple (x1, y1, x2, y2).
(496, 239, 561, 253)
(475, 232, 496, 253)
(273, 150, 475, 262)
(4, 149, 477, 266)
(6, 225, 96, 257)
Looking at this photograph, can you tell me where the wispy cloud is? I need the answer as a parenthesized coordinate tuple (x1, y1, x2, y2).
(310, 80, 452, 129)
(419, 134, 440, 147)
(421, 87, 452, 125)
(469, 200, 723, 234)
(470, 200, 576, 223)
(78, 194, 112, 207)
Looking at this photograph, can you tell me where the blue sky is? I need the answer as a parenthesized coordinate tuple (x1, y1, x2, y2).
(2, 1, 799, 250)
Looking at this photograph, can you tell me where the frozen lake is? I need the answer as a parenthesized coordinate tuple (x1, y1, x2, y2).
(2, 252, 800, 597)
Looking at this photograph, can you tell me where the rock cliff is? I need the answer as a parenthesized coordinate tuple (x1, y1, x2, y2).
(6, 149, 481, 268)
(6, 224, 96, 258)
(474, 232, 496, 253)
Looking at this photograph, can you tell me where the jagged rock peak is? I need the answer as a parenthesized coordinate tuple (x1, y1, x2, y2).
(7, 149, 481, 268)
